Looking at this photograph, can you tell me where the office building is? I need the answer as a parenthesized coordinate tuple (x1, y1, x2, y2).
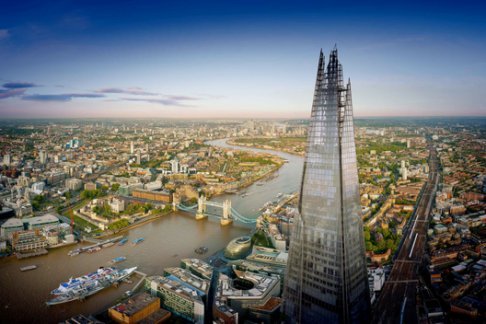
(11, 230, 48, 252)
(39, 150, 47, 164)
(170, 159, 179, 174)
(132, 189, 172, 203)
(136, 150, 141, 164)
(1, 218, 24, 239)
(180, 258, 213, 280)
(65, 178, 83, 191)
(25, 214, 60, 230)
(284, 48, 370, 323)
(109, 292, 170, 324)
(3, 154, 11, 166)
(163, 267, 210, 295)
(217, 271, 281, 321)
(31, 182, 45, 195)
(146, 276, 204, 323)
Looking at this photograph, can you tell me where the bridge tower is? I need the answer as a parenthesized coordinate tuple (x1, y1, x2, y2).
(221, 199, 233, 226)
(172, 195, 180, 212)
(196, 195, 208, 220)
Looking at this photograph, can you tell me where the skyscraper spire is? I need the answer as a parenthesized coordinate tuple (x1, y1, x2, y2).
(284, 48, 371, 323)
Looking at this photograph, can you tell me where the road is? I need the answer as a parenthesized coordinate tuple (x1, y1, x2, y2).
(373, 145, 439, 323)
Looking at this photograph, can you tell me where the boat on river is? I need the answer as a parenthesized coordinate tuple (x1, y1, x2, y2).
(118, 238, 128, 246)
(20, 265, 37, 272)
(50, 267, 115, 295)
(68, 249, 80, 257)
(111, 256, 127, 264)
(87, 246, 101, 253)
(132, 237, 144, 245)
(46, 266, 137, 306)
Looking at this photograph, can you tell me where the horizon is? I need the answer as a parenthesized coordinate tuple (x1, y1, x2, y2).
(1, 115, 486, 127)
(2, 115, 486, 121)
(1, 115, 486, 121)
(1, 1, 486, 118)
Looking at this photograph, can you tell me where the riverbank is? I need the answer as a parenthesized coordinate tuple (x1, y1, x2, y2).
(207, 138, 303, 219)
(93, 210, 172, 239)
(227, 138, 305, 157)
(203, 146, 285, 199)
(210, 160, 284, 198)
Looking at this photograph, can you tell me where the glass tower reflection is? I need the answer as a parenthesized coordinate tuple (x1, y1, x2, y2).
(284, 48, 371, 323)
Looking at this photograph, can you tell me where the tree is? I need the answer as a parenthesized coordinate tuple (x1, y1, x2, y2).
(382, 228, 391, 239)
(363, 228, 371, 241)
(32, 195, 46, 211)
(111, 183, 120, 192)
(376, 240, 387, 251)
(142, 203, 153, 213)
(365, 241, 374, 251)
(93, 203, 113, 218)
(81, 189, 105, 200)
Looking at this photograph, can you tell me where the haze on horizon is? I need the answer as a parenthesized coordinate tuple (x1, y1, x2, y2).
(1, 0, 485, 119)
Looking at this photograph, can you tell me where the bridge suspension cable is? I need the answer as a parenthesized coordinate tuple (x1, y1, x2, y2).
(231, 208, 257, 224)
(176, 203, 256, 224)
(177, 203, 197, 212)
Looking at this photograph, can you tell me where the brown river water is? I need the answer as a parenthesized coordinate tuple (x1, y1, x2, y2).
(0, 213, 249, 323)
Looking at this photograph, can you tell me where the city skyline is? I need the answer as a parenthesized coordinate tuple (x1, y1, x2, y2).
(1, 1, 486, 118)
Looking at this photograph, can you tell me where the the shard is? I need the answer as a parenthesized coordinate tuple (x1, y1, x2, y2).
(284, 48, 371, 323)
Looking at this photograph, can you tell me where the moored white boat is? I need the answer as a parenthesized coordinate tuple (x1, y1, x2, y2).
(47, 266, 137, 306)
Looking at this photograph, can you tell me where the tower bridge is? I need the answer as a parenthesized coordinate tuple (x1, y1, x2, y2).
(174, 195, 256, 226)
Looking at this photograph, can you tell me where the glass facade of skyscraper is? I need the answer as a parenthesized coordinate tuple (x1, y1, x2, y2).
(284, 48, 371, 323)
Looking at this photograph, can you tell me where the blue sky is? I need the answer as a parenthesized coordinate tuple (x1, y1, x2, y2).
(0, 0, 485, 118)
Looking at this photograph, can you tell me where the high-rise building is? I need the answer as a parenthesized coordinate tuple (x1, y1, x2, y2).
(284, 48, 370, 323)
(170, 158, 179, 174)
(3, 153, 11, 166)
(39, 150, 47, 164)
(130, 141, 134, 154)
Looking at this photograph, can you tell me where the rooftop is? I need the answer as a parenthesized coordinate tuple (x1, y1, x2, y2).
(137, 308, 171, 324)
(219, 271, 279, 300)
(164, 267, 209, 294)
(1, 218, 23, 228)
(180, 258, 213, 279)
(110, 292, 159, 317)
(147, 276, 203, 303)
(24, 214, 59, 226)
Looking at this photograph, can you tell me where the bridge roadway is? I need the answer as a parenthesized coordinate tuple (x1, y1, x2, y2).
(373, 146, 439, 324)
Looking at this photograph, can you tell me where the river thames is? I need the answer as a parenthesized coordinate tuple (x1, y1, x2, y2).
(0, 139, 303, 323)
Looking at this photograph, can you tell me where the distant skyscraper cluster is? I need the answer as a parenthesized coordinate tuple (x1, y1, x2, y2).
(284, 48, 370, 323)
